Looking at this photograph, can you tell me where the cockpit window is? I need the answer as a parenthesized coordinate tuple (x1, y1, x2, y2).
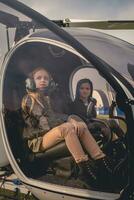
(1, 37, 128, 195)
(0, 2, 61, 64)
(68, 30, 134, 87)
(3, 41, 85, 110)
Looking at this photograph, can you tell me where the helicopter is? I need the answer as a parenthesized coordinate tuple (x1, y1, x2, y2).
(0, 0, 134, 200)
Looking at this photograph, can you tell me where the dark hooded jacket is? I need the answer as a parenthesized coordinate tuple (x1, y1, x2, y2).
(70, 79, 97, 123)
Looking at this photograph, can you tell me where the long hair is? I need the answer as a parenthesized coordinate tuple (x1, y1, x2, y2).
(75, 78, 93, 102)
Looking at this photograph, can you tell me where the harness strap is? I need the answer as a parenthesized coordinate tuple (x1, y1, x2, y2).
(29, 93, 45, 110)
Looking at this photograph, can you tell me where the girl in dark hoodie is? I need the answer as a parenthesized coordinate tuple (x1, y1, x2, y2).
(70, 78, 124, 140)
(70, 79, 97, 123)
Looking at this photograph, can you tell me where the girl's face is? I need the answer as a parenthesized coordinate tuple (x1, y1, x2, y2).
(33, 69, 49, 90)
(79, 82, 91, 99)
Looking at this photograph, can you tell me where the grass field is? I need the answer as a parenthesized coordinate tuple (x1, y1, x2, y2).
(0, 188, 37, 200)
(97, 115, 127, 133)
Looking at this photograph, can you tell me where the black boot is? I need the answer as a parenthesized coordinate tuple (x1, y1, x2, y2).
(95, 156, 115, 173)
(78, 160, 98, 188)
(119, 185, 134, 200)
(95, 156, 115, 189)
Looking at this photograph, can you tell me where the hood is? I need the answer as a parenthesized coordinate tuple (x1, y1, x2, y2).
(75, 78, 93, 101)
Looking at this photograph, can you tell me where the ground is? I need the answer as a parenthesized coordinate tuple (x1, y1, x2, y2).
(0, 188, 37, 200)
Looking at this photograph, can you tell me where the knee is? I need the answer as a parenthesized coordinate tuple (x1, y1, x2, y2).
(76, 122, 88, 137)
(78, 121, 87, 130)
(59, 122, 75, 137)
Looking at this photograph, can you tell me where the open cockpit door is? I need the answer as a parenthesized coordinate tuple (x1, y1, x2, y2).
(0, 2, 33, 167)
(0, 1, 54, 168)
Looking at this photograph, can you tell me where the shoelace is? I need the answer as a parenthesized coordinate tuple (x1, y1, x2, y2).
(102, 158, 113, 173)
(85, 162, 97, 180)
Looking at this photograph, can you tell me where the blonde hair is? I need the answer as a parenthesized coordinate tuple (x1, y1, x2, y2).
(29, 67, 51, 80)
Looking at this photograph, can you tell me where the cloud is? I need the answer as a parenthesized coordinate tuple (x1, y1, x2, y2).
(115, 2, 134, 19)
(19, 0, 134, 20)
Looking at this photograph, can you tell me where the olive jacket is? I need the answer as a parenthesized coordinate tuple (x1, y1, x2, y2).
(22, 92, 68, 140)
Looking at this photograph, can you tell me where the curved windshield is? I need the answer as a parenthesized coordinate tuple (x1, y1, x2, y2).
(0, 2, 57, 64)
(1, 1, 133, 91)
(66, 28, 134, 87)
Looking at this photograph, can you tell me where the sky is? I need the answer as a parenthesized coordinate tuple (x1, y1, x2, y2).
(18, 0, 134, 44)
(0, 0, 134, 62)
(19, 0, 134, 20)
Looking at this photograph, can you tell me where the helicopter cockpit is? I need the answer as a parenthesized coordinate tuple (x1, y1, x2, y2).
(2, 33, 128, 192)
(1, 2, 134, 199)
